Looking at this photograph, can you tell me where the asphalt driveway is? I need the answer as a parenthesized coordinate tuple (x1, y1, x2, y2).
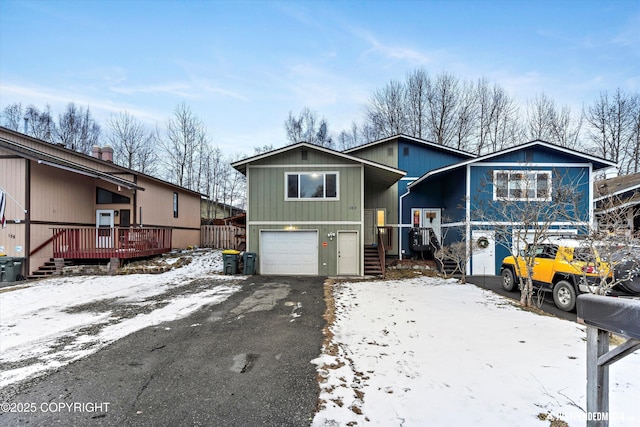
(0, 275, 326, 427)
(467, 275, 577, 322)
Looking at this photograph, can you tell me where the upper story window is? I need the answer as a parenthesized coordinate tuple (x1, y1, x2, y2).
(286, 172, 338, 200)
(493, 170, 551, 201)
(173, 192, 179, 218)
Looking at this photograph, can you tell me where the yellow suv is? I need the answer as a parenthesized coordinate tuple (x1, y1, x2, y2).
(500, 239, 611, 312)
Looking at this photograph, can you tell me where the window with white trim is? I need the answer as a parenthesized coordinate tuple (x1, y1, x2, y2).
(286, 172, 338, 200)
(493, 170, 551, 201)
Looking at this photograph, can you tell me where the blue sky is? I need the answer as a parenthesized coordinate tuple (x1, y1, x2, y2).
(1, 0, 638, 156)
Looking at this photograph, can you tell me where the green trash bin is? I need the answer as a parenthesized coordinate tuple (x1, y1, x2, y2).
(0, 257, 8, 282)
(5, 258, 24, 282)
(222, 250, 240, 275)
(243, 252, 257, 275)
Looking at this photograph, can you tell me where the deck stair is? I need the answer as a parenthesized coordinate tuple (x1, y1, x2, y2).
(28, 258, 73, 280)
(364, 245, 384, 276)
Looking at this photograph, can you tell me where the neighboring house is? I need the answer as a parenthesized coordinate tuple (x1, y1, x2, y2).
(200, 198, 244, 224)
(0, 127, 202, 278)
(344, 134, 475, 257)
(231, 142, 405, 276)
(594, 172, 640, 237)
(404, 140, 616, 275)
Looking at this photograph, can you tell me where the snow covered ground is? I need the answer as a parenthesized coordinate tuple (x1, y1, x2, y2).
(312, 277, 640, 427)
(3, 256, 638, 426)
(0, 249, 242, 389)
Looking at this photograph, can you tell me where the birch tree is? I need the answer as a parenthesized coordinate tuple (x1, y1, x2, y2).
(586, 89, 639, 173)
(284, 107, 333, 147)
(55, 103, 101, 154)
(161, 103, 208, 190)
(107, 111, 157, 174)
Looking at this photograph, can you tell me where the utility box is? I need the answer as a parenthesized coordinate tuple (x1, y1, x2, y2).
(222, 250, 240, 275)
(243, 252, 257, 275)
(0, 257, 24, 282)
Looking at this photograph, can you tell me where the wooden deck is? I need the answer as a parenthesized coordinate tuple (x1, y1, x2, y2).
(52, 227, 172, 259)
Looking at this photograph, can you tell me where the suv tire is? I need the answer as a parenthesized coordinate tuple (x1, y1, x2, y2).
(553, 280, 576, 312)
(501, 268, 517, 292)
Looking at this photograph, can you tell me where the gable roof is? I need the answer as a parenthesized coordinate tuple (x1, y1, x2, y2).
(0, 126, 202, 196)
(343, 134, 476, 159)
(232, 142, 406, 187)
(407, 140, 617, 190)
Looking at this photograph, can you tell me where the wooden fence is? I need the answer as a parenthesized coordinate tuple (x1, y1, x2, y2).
(201, 225, 245, 250)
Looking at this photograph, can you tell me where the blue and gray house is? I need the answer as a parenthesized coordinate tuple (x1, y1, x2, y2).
(234, 135, 615, 276)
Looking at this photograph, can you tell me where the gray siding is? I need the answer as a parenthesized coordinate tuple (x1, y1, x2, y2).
(349, 141, 398, 168)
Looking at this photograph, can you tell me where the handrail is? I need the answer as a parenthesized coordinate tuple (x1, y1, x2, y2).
(30, 229, 65, 256)
(377, 227, 386, 277)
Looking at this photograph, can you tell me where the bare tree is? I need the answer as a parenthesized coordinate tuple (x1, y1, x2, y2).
(425, 71, 460, 146)
(220, 153, 246, 214)
(284, 107, 333, 147)
(558, 193, 640, 298)
(25, 104, 56, 142)
(474, 169, 589, 308)
(525, 93, 556, 141)
(55, 103, 101, 153)
(525, 93, 583, 147)
(2, 103, 23, 131)
(365, 79, 406, 138)
(550, 104, 583, 148)
(433, 223, 470, 283)
(336, 122, 362, 150)
(253, 144, 274, 155)
(161, 103, 208, 190)
(586, 89, 639, 174)
(201, 144, 226, 221)
(451, 79, 478, 152)
(107, 111, 158, 174)
(630, 97, 640, 173)
(405, 68, 430, 139)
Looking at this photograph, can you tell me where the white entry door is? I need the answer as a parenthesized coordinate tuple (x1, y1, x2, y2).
(337, 231, 359, 276)
(471, 230, 495, 275)
(96, 210, 115, 249)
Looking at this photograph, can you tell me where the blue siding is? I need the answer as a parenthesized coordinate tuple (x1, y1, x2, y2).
(398, 140, 471, 177)
(488, 145, 591, 164)
(401, 170, 466, 254)
(469, 164, 591, 222)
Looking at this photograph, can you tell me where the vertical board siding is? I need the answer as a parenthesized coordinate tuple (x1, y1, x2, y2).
(201, 225, 245, 249)
(0, 155, 27, 259)
(248, 165, 362, 222)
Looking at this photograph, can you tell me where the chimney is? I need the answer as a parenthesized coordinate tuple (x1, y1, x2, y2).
(23, 117, 29, 134)
(91, 145, 102, 159)
(102, 146, 113, 162)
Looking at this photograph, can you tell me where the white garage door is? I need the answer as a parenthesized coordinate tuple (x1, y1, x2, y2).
(260, 230, 318, 275)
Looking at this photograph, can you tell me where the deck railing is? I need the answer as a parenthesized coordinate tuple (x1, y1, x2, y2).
(52, 227, 172, 259)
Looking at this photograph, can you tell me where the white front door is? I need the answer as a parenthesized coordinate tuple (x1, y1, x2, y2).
(337, 231, 359, 275)
(471, 230, 495, 275)
(364, 210, 375, 245)
(96, 210, 115, 249)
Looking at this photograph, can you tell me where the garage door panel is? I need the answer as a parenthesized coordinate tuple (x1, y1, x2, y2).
(261, 231, 318, 275)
